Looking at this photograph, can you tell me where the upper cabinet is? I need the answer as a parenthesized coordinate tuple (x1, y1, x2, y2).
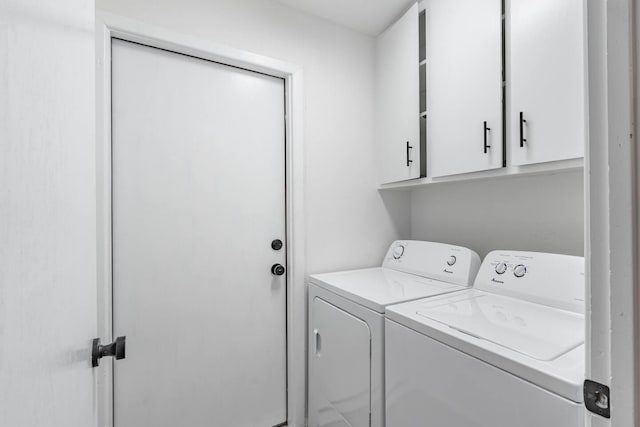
(375, 4, 421, 185)
(508, 0, 586, 166)
(375, 0, 587, 187)
(426, 0, 503, 178)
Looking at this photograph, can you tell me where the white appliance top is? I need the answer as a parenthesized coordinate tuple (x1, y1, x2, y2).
(308, 240, 481, 313)
(386, 250, 586, 402)
(415, 290, 584, 361)
(382, 240, 481, 287)
(473, 250, 585, 313)
(310, 267, 466, 313)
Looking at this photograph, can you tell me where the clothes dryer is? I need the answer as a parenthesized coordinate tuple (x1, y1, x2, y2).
(308, 240, 481, 427)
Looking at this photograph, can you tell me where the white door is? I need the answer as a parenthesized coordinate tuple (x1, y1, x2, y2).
(309, 298, 371, 427)
(111, 39, 287, 427)
(426, 0, 503, 177)
(0, 1, 97, 426)
(508, 0, 586, 166)
(376, 3, 421, 185)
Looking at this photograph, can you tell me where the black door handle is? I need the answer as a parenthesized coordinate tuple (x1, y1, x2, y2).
(406, 141, 413, 167)
(92, 336, 126, 367)
(484, 121, 491, 154)
(519, 112, 527, 147)
(271, 264, 285, 276)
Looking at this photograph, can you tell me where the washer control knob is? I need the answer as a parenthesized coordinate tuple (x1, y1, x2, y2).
(495, 262, 508, 275)
(393, 245, 405, 259)
(447, 255, 457, 266)
(513, 264, 527, 278)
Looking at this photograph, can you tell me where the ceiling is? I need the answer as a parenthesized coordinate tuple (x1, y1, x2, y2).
(273, 0, 416, 36)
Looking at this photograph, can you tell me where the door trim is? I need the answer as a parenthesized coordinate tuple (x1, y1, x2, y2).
(584, 0, 639, 425)
(95, 12, 306, 427)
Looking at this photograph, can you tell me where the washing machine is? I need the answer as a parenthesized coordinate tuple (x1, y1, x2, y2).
(385, 250, 585, 427)
(307, 240, 481, 427)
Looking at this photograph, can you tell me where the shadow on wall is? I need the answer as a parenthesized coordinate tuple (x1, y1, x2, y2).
(380, 190, 412, 241)
(410, 170, 584, 258)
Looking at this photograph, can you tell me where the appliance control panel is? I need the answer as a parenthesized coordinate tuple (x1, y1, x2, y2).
(474, 250, 585, 313)
(382, 240, 481, 287)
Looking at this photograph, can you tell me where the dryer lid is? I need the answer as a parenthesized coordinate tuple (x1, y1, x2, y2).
(415, 290, 585, 361)
(309, 267, 466, 313)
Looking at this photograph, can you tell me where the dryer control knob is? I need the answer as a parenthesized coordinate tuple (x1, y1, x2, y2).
(513, 264, 527, 278)
(447, 256, 457, 266)
(393, 245, 405, 259)
(495, 262, 508, 275)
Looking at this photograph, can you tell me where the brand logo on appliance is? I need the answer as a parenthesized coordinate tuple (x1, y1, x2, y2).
(491, 278, 504, 284)
(443, 269, 454, 274)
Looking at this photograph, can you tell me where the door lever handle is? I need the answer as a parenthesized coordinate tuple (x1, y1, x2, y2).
(92, 336, 126, 367)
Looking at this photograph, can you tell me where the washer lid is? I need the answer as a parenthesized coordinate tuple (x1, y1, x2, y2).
(309, 267, 466, 313)
(415, 290, 584, 361)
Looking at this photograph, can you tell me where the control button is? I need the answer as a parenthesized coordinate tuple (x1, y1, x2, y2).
(393, 245, 405, 259)
(513, 264, 527, 278)
(447, 255, 457, 266)
(495, 262, 508, 275)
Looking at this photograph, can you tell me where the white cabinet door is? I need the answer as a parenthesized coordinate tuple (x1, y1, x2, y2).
(376, 3, 420, 184)
(426, 0, 503, 177)
(309, 298, 371, 427)
(508, 0, 586, 166)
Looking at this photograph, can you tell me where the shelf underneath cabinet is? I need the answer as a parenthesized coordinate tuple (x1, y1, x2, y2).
(378, 158, 583, 190)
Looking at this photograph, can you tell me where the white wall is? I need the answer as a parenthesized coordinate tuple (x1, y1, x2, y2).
(0, 1, 97, 426)
(411, 171, 584, 258)
(95, 0, 583, 274)
(96, 0, 411, 274)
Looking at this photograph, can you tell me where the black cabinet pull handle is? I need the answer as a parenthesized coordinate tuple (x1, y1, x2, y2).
(520, 112, 527, 147)
(484, 121, 491, 154)
(92, 336, 126, 367)
(406, 141, 413, 167)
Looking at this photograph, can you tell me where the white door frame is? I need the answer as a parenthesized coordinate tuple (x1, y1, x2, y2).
(585, 0, 639, 425)
(95, 12, 306, 427)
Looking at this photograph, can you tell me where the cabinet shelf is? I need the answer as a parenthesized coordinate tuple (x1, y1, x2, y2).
(378, 158, 583, 190)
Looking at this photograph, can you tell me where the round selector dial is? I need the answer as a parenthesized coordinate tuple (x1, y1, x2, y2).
(446, 255, 457, 266)
(513, 264, 527, 278)
(392, 245, 405, 260)
(495, 262, 508, 275)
